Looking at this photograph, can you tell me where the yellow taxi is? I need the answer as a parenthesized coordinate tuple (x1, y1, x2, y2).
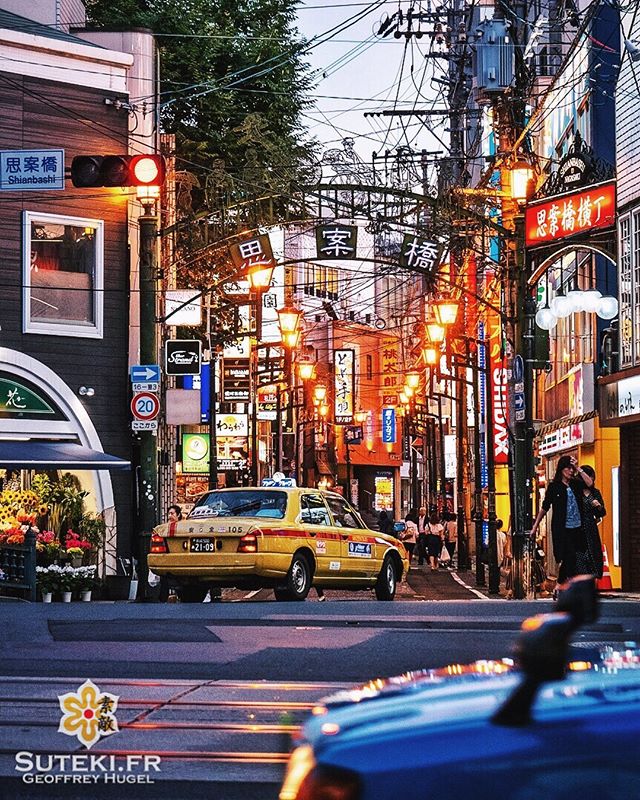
(147, 483, 408, 602)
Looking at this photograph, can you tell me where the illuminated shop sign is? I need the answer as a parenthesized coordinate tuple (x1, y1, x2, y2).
(525, 181, 615, 247)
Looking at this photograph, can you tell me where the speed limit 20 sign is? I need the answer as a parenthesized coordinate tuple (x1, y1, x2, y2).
(131, 391, 160, 431)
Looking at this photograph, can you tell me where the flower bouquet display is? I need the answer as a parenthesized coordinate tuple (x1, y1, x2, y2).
(64, 530, 93, 566)
(35, 531, 62, 566)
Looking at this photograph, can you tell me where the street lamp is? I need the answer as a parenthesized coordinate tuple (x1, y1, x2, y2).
(510, 159, 535, 204)
(426, 320, 446, 344)
(247, 261, 275, 486)
(434, 297, 460, 327)
(277, 306, 303, 338)
(406, 372, 420, 390)
(314, 384, 327, 403)
(298, 362, 316, 381)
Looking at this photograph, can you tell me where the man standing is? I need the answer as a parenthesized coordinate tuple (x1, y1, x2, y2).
(416, 506, 428, 565)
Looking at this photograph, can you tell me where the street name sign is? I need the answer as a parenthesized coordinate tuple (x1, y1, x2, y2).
(0, 149, 64, 190)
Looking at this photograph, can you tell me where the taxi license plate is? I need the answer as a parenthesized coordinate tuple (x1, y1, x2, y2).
(190, 537, 216, 553)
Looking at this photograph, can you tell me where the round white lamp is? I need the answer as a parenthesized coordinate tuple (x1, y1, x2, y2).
(597, 295, 619, 320)
(535, 305, 558, 330)
(551, 292, 573, 318)
(582, 289, 602, 313)
(566, 289, 585, 313)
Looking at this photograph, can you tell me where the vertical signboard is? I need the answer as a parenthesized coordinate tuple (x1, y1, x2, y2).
(381, 407, 396, 443)
(334, 349, 355, 424)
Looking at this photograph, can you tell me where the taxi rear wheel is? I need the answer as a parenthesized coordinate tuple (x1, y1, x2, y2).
(276, 553, 312, 601)
(375, 556, 397, 601)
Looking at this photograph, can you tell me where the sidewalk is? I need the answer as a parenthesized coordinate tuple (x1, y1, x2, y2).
(404, 564, 486, 600)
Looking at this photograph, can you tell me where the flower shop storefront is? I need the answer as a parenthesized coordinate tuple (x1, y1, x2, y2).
(0, 349, 130, 601)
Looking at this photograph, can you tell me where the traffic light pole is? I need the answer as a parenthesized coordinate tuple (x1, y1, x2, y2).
(138, 207, 159, 598)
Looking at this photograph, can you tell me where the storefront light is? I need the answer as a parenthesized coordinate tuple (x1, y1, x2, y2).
(566, 289, 585, 313)
(550, 289, 572, 318)
(298, 362, 316, 381)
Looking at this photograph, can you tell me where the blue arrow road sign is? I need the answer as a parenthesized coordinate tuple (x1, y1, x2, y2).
(130, 364, 161, 383)
(514, 392, 525, 411)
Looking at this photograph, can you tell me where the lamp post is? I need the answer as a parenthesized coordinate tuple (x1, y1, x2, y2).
(277, 307, 303, 475)
(247, 263, 275, 485)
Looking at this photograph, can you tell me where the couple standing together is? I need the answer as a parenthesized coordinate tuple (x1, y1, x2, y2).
(531, 455, 605, 585)
(405, 507, 453, 570)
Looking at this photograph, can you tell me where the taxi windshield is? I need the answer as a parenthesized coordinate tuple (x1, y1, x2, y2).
(188, 490, 288, 520)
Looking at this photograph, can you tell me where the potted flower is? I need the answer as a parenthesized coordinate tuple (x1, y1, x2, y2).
(36, 565, 61, 602)
(58, 565, 76, 602)
(75, 566, 97, 601)
(35, 531, 62, 566)
(64, 530, 93, 566)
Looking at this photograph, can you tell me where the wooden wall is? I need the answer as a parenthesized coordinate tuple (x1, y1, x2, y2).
(0, 70, 135, 553)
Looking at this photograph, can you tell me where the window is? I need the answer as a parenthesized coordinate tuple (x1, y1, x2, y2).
(300, 494, 331, 526)
(189, 490, 287, 519)
(23, 211, 104, 338)
(325, 495, 364, 529)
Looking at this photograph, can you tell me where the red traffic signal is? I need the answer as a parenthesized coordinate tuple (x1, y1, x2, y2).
(71, 154, 165, 188)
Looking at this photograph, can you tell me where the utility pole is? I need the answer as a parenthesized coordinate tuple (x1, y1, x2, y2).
(138, 205, 159, 597)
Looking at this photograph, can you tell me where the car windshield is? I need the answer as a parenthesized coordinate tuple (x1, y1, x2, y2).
(188, 490, 288, 520)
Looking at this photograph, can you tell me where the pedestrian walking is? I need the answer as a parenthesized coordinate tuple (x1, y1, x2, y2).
(378, 509, 394, 536)
(416, 505, 428, 565)
(426, 512, 445, 571)
(402, 512, 418, 566)
(443, 512, 456, 568)
(531, 455, 600, 587)
(158, 504, 182, 602)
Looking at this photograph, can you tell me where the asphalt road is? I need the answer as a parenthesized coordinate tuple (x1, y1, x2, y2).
(1, 593, 638, 800)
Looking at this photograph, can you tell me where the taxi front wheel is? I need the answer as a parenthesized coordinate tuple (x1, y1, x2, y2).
(276, 553, 312, 601)
(375, 556, 397, 601)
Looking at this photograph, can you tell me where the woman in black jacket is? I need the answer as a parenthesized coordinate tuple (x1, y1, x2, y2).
(531, 455, 597, 584)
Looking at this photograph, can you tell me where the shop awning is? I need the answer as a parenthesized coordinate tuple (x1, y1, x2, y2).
(0, 440, 130, 470)
(536, 410, 597, 439)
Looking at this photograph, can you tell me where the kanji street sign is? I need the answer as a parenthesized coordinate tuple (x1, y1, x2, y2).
(0, 149, 64, 190)
(131, 392, 160, 421)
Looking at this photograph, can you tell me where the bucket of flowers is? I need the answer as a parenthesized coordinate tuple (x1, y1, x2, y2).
(74, 565, 97, 601)
(35, 531, 62, 566)
(63, 530, 93, 567)
(36, 565, 61, 602)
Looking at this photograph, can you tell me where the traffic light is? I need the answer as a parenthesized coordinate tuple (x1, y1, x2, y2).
(71, 154, 165, 188)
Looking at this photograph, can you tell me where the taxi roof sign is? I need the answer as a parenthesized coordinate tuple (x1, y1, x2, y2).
(262, 477, 297, 487)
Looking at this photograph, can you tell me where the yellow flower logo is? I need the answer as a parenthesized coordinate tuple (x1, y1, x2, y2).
(58, 680, 119, 749)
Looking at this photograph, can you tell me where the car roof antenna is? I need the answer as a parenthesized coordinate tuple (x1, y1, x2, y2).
(492, 576, 599, 727)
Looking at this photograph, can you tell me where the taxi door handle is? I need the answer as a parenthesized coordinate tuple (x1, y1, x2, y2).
(308, 531, 316, 537)
(341, 534, 349, 540)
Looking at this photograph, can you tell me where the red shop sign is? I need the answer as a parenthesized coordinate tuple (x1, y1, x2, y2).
(524, 180, 616, 247)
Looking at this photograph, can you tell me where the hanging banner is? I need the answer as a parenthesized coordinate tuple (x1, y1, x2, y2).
(229, 234, 275, 273)
(334, 349, 355, 424)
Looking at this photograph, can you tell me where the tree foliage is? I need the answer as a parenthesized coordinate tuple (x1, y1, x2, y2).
(85, 0, 316, 286)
